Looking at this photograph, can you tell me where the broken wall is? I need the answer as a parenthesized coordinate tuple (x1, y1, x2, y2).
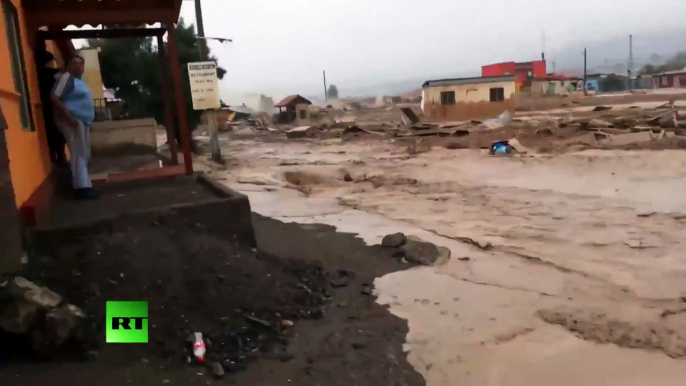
(422, 81, 516, 121)
(529, 80, 575, 97)
(294, 103, 312, 126)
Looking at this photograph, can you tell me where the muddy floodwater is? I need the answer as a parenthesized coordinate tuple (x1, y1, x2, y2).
(198, 136, 686, 386)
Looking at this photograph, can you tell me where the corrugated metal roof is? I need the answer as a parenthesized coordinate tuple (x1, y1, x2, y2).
(422, 76, 515, 88)
(275, 95, 312, 108)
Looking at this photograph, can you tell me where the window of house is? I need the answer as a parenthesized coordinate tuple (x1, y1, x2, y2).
(489, 87, 505, 102)
(299, 109, 307, 119)
(2, 0, 33, 131)
(440, 91, 455, 105)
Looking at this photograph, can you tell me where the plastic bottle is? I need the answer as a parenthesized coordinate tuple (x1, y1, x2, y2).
(192, 332, 206, 364)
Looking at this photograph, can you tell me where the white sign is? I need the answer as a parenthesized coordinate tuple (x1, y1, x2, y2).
(188, 61, 221, 110)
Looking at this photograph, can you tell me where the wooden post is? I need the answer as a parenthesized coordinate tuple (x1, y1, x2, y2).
(166, 23, 193, 175)
(156, 32, 178, 165)
(208, 110, 221, 162)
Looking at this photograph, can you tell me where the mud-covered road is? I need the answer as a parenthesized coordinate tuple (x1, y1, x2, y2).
(201, 133, 686, 386)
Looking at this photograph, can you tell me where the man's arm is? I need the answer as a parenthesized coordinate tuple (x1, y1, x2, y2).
(50, 73, 77, 126)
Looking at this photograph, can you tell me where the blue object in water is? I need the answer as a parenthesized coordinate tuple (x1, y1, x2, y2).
(490, 141, 513, 155)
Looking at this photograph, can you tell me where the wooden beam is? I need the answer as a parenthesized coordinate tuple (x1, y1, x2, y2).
(36, 28, 166, 41)
(157, 33, 178, 165)
(26, 9, 175, 30)
(166, 23, 193, 175)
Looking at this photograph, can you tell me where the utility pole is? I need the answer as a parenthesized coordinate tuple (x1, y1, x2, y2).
(195, 0, 207, 60)
(323, 70, 328, 101)
(194, 0, 220, 162)
(628, 34, 633, 91)
(583, 48, 587, 94)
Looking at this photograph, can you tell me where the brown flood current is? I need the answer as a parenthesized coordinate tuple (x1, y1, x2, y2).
(199, 135, 686, 386)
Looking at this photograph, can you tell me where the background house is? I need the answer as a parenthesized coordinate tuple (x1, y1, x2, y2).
(651, 69, 686, 89)
(529, 77, 581, 97)
(585, 73, 629, 93)
(482, 59, 547, 88)
(421, 75, 516, 121)
(275, 94, 312, 125)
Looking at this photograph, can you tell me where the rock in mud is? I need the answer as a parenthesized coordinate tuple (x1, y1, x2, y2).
(329, 269, 355, 288)
(209, 361, 225, 378)
(343, 172, 353, 182)
(401, 239, 441, 265)
(236, 173, 280, 186)
(587, 119, 613, 129)
(436, 246, 452, 265)
(382, 232, 407, 248)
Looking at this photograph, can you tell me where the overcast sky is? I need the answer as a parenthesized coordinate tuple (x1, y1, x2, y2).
(180, 0, 686, 104)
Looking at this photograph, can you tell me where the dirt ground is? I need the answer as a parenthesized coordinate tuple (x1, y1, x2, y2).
(0, 211, 424, 386)
(195, 95, 686, 385)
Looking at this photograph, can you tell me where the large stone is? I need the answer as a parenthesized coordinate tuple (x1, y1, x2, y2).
(33, 303, 86, 353)
(382, 232, 407, 247)
(0, 276, 62, 334)
(401, 239, 441, 265)
(209, 361, 225, 379)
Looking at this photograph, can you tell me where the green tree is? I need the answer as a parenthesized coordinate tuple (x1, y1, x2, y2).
(599, 74, 626, 92)
(86, 19, 226, 143)
(640, 64, 658, 75)
(640, 51, 686, 75)
(327, 84, 339, 99)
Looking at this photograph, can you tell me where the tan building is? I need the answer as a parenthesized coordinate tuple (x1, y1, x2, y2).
(421, 76, 515, 121)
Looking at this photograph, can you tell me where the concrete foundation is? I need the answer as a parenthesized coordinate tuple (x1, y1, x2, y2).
(90, 118, 159, 156)
(30, 173, 256, 248)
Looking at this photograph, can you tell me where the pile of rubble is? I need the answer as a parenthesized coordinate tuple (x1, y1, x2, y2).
(204, 99, 686, 153)
(535, 101, 686, 150)
(0, 276, 88, 358)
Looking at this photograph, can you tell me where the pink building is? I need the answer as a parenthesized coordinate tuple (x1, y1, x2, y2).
(652, 69, 686, 89)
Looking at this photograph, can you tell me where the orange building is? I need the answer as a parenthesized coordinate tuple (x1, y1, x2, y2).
(0, 0, 192, 274)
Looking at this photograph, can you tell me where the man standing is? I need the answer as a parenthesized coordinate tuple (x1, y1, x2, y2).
(35, 49, 66, 166)
(51, 55, 98, 200)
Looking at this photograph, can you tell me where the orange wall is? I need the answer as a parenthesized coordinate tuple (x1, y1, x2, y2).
(0, 0, 51, 207)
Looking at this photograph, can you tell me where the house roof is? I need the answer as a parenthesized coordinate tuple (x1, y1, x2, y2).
(275, 95, 312, 108)
(585, 73, 628, 79)
(533, 76, 582, 81)
(653, 67, 686, 76)
(422, 76, 515, 88)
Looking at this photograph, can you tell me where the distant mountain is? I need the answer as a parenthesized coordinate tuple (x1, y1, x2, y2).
(551, 29, 686, 75)
(330, 29, 686, 98)
(340, 71, 478, 99)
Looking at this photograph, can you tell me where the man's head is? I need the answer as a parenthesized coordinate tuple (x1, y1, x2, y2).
(67, 55, 85, 77)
